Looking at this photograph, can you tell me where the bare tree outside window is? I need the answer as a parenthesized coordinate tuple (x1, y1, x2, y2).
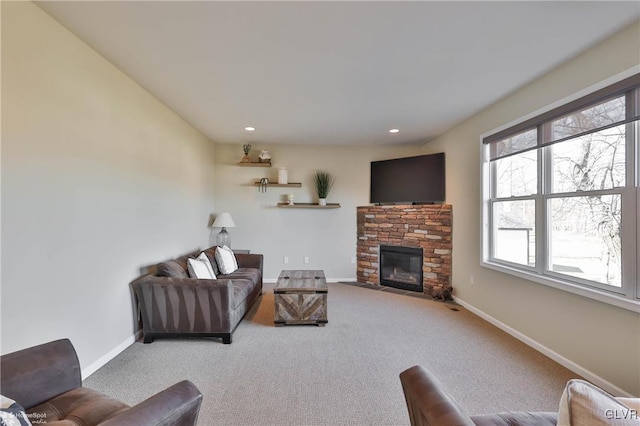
(548, 99, 625, 287)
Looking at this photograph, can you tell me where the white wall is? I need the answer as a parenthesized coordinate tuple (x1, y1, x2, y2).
(422, 20, 640, 395)
(213, 143, 422, 281)
(1, 2, 216, 374)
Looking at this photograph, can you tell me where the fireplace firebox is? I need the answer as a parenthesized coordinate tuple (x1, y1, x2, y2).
(379, 245, 423, 292)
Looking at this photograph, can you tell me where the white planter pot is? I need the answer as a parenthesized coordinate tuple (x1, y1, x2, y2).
(318, 198, 327, 206)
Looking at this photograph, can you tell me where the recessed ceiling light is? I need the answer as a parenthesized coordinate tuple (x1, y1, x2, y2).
(389, 128, 400, 134)
(244, 126, 255, 132)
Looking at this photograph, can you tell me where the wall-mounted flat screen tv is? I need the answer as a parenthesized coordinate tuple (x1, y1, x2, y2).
(370, 153, 445, 204)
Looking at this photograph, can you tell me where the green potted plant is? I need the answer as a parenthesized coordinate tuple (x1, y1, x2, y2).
(313, 169, 335, 206)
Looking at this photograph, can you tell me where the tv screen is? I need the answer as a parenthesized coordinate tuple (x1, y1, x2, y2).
(370, 153, 445, 204)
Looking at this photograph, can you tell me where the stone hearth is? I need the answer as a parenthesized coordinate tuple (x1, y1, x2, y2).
(356, 204, 452, 296)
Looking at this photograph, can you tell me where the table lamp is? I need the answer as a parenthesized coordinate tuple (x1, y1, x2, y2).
(212, 212, 236, 248)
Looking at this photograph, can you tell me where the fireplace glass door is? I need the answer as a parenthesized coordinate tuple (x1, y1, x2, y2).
(379, 245, 423, 292)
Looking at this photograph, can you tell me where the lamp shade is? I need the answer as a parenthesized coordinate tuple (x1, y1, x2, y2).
(212, 212, 236, 228)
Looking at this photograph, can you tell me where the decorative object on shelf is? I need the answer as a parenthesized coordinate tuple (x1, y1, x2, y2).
(278, 167, 288, 184)
(258, 150, 271, 164)
(258, 177, 269, 193)
(313, 169, 335, 206)
(241, 144, 252, 163)
(212, 212, 236, 248)
(287, 194, 294, 205)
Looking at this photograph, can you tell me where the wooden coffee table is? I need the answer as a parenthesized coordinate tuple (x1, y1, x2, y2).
(274, 270, 328, 326)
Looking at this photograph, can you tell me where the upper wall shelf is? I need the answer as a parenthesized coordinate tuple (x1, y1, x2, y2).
(237, 162, 271, 167)
(277, 203, 341, 209)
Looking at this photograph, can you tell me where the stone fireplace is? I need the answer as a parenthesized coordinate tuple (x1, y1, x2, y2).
(356, 204, 452, 296)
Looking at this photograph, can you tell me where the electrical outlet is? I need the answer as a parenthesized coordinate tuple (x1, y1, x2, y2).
(469, 275, 475, 285)
(351, 257, 356, 264)
(304, 256, 309, 264)
(283, 256, 289, 264)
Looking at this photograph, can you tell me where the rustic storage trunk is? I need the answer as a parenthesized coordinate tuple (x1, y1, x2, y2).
(274, 270, 328, 326)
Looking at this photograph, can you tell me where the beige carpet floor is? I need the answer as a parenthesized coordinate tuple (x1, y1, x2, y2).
(84, 282, 580, 425)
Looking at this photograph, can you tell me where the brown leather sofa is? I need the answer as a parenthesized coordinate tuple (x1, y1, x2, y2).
(1, 339, 202, 425)
(132, 246, 263, 344)
(399, 365, 558, 426)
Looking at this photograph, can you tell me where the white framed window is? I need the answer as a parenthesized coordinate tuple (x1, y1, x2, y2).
(481, 72, 639, 312)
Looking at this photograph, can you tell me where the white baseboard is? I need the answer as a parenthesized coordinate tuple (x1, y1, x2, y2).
(454, 296, 633, 397)
(81, 330, 142, 380)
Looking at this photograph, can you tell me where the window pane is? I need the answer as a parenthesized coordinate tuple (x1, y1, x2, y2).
(551, 96, 625, 141)
(493, 200, 536, 266)
(549, 195, 621, 287)
(495, 149, 537, 198)
(490, 128, 537, 160)
(550, 124, 626, 193)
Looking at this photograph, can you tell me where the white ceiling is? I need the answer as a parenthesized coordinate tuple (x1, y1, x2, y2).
(37, 1, 639, 147)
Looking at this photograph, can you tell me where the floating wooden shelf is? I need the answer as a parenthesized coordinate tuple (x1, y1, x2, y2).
(277, 203, 341, 209)
(254, 182, 302, 188)
(237, 162, 271, 167)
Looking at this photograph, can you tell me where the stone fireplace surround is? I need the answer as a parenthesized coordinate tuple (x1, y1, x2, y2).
(356, 204, 452, 296)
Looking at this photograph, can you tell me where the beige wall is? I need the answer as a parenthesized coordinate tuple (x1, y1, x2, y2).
(1, 2, 216, 374)
(3, 0, 639, 397)
(422, 20, 640, 395)
(213, 143, 422, 280)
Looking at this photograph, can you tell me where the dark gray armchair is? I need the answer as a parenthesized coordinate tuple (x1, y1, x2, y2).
(1, 339, 202, 425)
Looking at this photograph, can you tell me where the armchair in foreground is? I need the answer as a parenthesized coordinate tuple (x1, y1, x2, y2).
(1, 339, 203, 426)
(399, 365, 557, 426)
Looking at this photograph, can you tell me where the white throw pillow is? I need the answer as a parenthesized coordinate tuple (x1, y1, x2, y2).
(617, 398, 640, 413)
(558, 379, 640, 426)
(215, 245, 238, 275)
(196, 252, 216, 278)
(187, 252, 216, 280)
(0, 395, 15, 410)
(1, 395, 31, 426)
